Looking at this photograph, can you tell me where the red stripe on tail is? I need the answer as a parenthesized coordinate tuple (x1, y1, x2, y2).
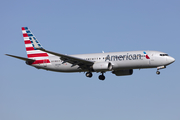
(27, 53, 49, 58)
(23, 33, 28, 37)
(26, 47, 35, 51)
(24, 40, 31, 44)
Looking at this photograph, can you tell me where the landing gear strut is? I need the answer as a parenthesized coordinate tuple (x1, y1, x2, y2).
(99, 72, 105, 80)
(86, 72, 93, 78)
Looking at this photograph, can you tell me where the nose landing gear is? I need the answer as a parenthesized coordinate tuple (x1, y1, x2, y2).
(156, 71, 160, 75)
(156, 66, 166, 75)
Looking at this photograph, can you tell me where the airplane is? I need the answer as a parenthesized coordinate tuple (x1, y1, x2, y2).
(5, 27, 175, 80)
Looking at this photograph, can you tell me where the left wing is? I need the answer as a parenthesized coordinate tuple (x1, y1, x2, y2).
(39, 48, 94, 69)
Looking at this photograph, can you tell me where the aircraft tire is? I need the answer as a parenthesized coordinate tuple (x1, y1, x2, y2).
(156, 71, 160, 75)
(99, 75, 105, 80)
(86, 72, 92, 78)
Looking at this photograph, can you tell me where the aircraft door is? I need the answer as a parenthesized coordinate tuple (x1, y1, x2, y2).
(149, 53, 155, 65)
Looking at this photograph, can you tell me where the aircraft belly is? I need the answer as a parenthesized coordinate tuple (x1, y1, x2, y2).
(52, 63, 82, 72)
(32, 63, 83, 72)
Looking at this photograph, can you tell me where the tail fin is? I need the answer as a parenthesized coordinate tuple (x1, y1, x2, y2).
(22, 27, 50, 64)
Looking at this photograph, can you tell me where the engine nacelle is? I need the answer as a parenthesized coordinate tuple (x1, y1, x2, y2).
(112, 69, 133, 76)
(93, 62, 113, 72)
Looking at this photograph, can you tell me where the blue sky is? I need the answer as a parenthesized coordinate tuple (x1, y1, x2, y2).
(1, 0, 180, 120)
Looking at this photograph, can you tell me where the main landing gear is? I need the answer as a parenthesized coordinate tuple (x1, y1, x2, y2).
(86, 72, 92, 78)
(85, 72, 105, 80)
(99, 72, 105, 80)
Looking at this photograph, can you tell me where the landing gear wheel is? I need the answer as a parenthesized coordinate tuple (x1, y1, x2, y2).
(86, 72, 93, 78)
(156, 71, 160, 75)
(99, 75, 105, 80)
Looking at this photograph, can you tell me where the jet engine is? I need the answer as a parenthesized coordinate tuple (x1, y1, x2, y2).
(93, 62, 113, 72)
(112, 69, 133, 76)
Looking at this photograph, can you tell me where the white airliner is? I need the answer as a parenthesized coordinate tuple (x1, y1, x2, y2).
(5, 27, 175, 80)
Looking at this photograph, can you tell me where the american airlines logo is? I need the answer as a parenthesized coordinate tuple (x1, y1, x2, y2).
(105, 52, 150, 61)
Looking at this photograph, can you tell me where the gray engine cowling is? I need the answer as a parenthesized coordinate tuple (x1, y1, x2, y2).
(93, 62, 113, 72)
(112, 69, 133, 76)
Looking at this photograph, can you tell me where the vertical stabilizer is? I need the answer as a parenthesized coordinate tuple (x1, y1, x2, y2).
(21, 27, 50, 65)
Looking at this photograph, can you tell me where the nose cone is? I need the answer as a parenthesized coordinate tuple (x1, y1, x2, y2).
(167, 56, 175, 64)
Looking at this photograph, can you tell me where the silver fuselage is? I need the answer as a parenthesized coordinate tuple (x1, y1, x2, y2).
(32, 50, 175, 73)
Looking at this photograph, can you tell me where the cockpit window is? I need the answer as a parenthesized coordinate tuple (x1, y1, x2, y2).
(160, 54, 168, 56)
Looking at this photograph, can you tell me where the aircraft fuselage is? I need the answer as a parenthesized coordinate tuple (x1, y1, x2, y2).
(32, 50, 175, 73)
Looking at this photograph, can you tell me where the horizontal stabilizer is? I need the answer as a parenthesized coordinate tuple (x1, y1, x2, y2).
(5, 54, 35, 62)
